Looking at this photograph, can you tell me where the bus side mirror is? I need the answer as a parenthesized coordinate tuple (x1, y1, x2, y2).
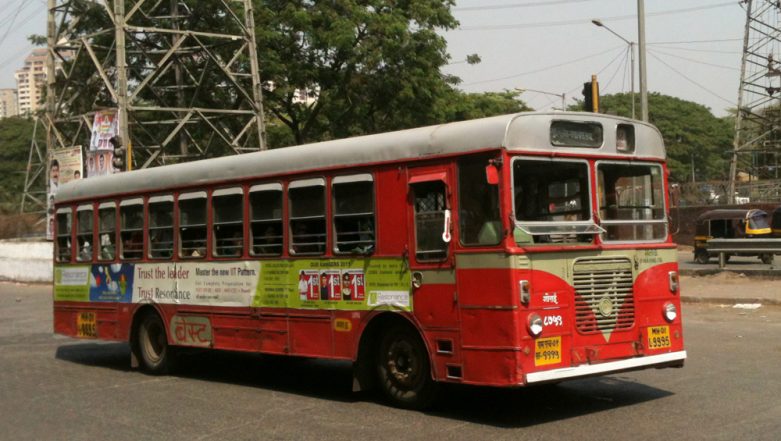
(485, 164, 499, 185)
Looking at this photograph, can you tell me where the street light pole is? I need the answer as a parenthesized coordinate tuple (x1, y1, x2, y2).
(517, 87, 566, 110)
(591, 19, 635, 120)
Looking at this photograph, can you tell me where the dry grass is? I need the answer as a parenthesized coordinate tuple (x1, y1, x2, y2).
(0, 213, 45, 239)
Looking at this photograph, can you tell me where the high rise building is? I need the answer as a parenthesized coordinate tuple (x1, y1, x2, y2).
(0, 89, 18, 118)
(15, 48, 48, 115)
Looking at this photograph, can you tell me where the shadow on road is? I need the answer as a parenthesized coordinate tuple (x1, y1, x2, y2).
(55, 341, 674, 427)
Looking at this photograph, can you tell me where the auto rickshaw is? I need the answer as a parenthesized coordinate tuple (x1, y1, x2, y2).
(693, 208, 772, 264)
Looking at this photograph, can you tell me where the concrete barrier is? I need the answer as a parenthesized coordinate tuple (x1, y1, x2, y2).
(0, 240, 52, 283)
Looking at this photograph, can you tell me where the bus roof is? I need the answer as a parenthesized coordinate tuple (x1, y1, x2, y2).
(55, 111, 665, 204)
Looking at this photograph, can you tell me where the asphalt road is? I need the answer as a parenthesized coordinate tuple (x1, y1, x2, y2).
(2, 282, 780, 440)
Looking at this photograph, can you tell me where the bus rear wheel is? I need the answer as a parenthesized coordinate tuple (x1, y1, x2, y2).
(376, 324, 438, 410)
(136, 312, 173, 374)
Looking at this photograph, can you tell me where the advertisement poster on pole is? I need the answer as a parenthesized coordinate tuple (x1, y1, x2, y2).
(89, 110, 118, 152)
(47, 146, 84, 239)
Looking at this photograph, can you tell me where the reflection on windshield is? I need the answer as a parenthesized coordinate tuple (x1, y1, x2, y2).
(749, 213, 770, 230)
(512, 158, 599, 244)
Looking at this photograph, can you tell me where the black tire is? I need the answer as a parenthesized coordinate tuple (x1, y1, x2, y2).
(136, 312, 174, 374)
(761, 254, 774, 264)
(694, 250, 710, 264)
(376, 324, 439, 410)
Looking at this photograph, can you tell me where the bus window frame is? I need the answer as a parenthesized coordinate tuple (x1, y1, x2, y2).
(178, 191, 208, 259)
(75, 204, 95, 262)
(249, 182, 284, 257)
(457, 155, 503, 248)
(331, 173, 376, 255)
(510, 156, 602, 240)
(119, 198, 145, 261)
(147, 194, 175, 260)
(97, 201, 118, 262)
(595, 159, 668, 244)
(289, 177, 327, 256)
(409, 172, 451, 264)
(55, 207, 73, 263)
(212, 187, 246, 259)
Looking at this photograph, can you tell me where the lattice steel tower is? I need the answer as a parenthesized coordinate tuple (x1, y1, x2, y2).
(45, 0, 266, 171)
(729, 0, 781, 202)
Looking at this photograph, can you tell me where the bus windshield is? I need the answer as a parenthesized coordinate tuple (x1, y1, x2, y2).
(597, 162, 667, 242)
(512, 157, 603, 243)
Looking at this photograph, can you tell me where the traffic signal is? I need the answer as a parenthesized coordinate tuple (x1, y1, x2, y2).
(110, 136, 125, 171)
(582, 75, 599, 112)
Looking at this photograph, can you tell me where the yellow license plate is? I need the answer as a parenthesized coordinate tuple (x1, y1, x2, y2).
(647, 326, 671, 350)
(77, 312, 97, 338)
(534, 336, 562, 366)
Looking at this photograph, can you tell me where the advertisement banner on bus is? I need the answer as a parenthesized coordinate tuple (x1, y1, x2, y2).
(54, 258, 411, 311)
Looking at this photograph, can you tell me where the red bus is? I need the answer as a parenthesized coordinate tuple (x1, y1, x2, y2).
(53, 112, 686, 409)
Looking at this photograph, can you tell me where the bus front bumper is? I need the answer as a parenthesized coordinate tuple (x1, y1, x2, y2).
(524, 350, 687, 385)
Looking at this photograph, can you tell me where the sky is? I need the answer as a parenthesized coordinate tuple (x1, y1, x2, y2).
(0, 0, 746, 117)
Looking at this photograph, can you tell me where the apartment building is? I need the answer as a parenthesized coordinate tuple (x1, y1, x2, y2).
(14, 48, 48, 115)
(0, 89, 17, 118)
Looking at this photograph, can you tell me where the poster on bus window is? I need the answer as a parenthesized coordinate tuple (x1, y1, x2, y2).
(90, 110, 118, 151)
(47, 146, 83, 240)
(54, 258, 411, 311)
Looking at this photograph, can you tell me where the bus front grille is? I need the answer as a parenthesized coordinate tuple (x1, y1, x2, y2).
(573, 257, 635, 334)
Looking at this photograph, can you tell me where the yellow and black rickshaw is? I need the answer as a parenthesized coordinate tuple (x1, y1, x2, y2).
(693, 208, 772, 264)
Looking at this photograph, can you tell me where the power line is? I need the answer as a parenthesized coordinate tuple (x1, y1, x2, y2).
(648, 45, 741, 55)
(601, 46, 630, 92)
(648, 47, 740, 71)
(454, 0, 598, 12)
(647, 38, 743, 45)
(457, 1, 737, 31)
(648, 51, 735, 107)
(461, 45, 622, 86)
(0, 0, 29, 47)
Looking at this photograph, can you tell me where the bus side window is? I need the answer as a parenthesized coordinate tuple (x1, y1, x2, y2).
(148, 196, 174, 259)
(76, 205, 94, 262)
(98, 203, 117, 261)
(458, 157, 501, 246)
(120, 199, 144, 260)
(179, 192, 207, 258)
(249, 184, 283, 256)
(411, 181, 448, 261)
(213, 188, 244, 257)
(333, 174, 375, 254)
(55, 209, 72, 263)
(289, 179, 326, 255)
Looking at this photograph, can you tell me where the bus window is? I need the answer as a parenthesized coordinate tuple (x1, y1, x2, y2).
(120, 199, 144, 260)
(412, 181, 448, 261)
(179, 192, 207, 258)
(332, 174, 375, 254)
(55, 208, 72, 263)
(98, 202, 116, 261)
(458, 158, 501, 246)
(616, 124, 635, 152)
(250, 183, 283, 256)
(512, 158, 597, 244)
(213, 188, 244, 257)
(76, 205, 94, 262)
(289, 178, 326, 255)
(148, 195, 174, 259)
(597, 162, 666, 242)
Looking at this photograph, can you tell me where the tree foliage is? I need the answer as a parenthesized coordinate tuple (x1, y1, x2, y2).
(256, 0, 460, 145)
(596, 92, 734, 182)
(0, 117, 42, 213)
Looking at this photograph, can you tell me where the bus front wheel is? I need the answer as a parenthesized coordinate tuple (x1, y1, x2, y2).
(136, 312, 174, 374)
(376, 325, 438, 410)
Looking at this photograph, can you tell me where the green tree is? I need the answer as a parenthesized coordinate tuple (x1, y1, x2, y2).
(593, 92, 733, 182)
(256, 0, 460, 145)
(0, 117, 42, 213)
(437, 90, 532, 122)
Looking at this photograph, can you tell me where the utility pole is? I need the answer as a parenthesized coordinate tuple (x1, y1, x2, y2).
(592, 19, 635, 119)
(115, 0, 130, 169)
(637, 0, 649, 122)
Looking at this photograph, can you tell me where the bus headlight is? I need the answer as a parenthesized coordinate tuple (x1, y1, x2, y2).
(528, 313, 543, 337)
(663, 303, 677, 322)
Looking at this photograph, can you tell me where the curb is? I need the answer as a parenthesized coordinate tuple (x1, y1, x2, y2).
(681, 295, 781, 306)
(680, 268, 781, 278)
